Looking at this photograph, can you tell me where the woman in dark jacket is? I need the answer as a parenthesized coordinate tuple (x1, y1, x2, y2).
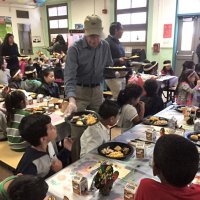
(48, 34, 68, 54)
(1, 33, 20, 72)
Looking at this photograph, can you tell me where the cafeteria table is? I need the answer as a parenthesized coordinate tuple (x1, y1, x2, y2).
(46, 105, 199, 200)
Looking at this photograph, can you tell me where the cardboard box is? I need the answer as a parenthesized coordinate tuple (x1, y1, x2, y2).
(136, 142, 146, 159)
(124, 182, 138, 200)
(72, 174, 88, 195)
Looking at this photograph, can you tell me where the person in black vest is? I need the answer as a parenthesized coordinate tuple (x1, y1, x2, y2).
(105, 22, 130, 100)
(1, 33, 20, 73)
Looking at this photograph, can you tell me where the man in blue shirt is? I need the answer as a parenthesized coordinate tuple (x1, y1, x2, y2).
(64, 14, 113, 161)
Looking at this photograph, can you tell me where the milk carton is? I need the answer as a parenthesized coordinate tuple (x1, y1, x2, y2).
(124, 182, 138, 200)
(37, 94, 44, 103)
(72, 174, 88, 195)
(145, 128, 156, 141)
(27, 96, 33, 105)
(136, 142, 146, 159)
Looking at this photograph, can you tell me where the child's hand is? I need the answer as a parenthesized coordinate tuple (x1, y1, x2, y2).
(197, 80, 200, 87)
(51, 159, 63, 172)
(64, 137, 73, 151)
(138, 101, 145, 110)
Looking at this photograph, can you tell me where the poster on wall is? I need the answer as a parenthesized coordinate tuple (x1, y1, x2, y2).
(162, 24, 173, 47)
(0, 16, 12, 40)
(163, 24, 172, 38)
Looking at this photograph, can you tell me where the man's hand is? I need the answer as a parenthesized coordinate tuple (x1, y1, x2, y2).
(119, 57, 125, 64)
(64, 97, 77, 117)
(64, 137, 73, 151)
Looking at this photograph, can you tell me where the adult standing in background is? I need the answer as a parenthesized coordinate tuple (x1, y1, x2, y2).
(1, 33, 20, 73)
(64, 14, 113, 161)
(104, 22, 128, 100)
(48, 34, 68, 54)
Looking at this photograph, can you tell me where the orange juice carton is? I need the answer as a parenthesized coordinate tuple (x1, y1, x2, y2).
(136, 142, 146, 159)
(124, 182, 138, 200)
(72, 174, 88, 195)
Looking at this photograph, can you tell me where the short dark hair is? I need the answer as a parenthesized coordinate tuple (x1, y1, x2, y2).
(182, 61, 195, 71)
(41, 67, 54, 83)
(163, 60, 171, 65)
(154, 134, 199, 187)
(117, 84, 143, 107)
(7, 175, 48, 200)
(143, 79, 158, 96)
(19, 113, 51, 146)
(98, 100, 119, 119)
(109, 22, 122, 36)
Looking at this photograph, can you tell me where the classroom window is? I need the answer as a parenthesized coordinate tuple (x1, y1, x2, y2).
(47, 3, 68, 46)
(116, 0, 148, 46)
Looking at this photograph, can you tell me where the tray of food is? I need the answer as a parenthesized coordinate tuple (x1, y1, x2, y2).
(105, 66, 130, 71)
(174, 105, 185, 113)
(143, 116, 168, 126)
(185, 131, 200, 147)
(66, 110, 99, 127)
(25, 107, 46, 114)
(98, 142, 134, 160)
(124, 55, 139, 60)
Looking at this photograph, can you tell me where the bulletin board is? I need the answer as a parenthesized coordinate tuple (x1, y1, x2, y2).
(0, 16, 12, 40)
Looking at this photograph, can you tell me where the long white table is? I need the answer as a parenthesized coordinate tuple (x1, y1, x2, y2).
(46, 105, 199, 200)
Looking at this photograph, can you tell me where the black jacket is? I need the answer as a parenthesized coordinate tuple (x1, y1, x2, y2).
(141, 95, 164, 117)
(1, 43, 20, 70)
(105, 35, 125, 66)
(37, 82, 60, 98)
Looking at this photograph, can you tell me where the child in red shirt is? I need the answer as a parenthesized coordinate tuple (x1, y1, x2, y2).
(134, 134, 200, 200)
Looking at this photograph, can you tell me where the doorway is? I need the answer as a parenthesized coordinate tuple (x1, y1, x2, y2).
(17, 23, 33, 55)
(175, 16, 200, 75)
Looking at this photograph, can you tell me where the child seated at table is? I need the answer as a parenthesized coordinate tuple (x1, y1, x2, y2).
(37, 67, 60, 98)
(143, 61, 158, 76)
(176, 69, 200, 106)
(117, 84, 145, 131)
(8, 68, 23, 89)
(161, 60, 174, 76)
(141, 79, 164, 117)
(80, 100, 119, 157)
(0, 56, 10, 86)
(134, 134, 200, 200)
(0, 175, 48, 200)
(5, 90, 30, 151)
(21, 65, 41, 92)
(16, 113, 72, 178)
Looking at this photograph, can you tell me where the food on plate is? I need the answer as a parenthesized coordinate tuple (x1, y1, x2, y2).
(114, 145, 122, 151)
(190, 134, 199, 141)
(25, 107, 46, 114)
(70, 113, 97, 126)
(107, 151, 124, 158)
(149, 116, 159, 121)
(154, 120, 168, 126)
(76, 120, 84, 126)
(101, 145, 130, 158)
(143, 116, 168, 126)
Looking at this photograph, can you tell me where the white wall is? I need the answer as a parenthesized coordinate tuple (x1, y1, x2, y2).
(70, 0, 114, 38)
(151, 0, 176, 48)
(0, 5, 44, 48)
